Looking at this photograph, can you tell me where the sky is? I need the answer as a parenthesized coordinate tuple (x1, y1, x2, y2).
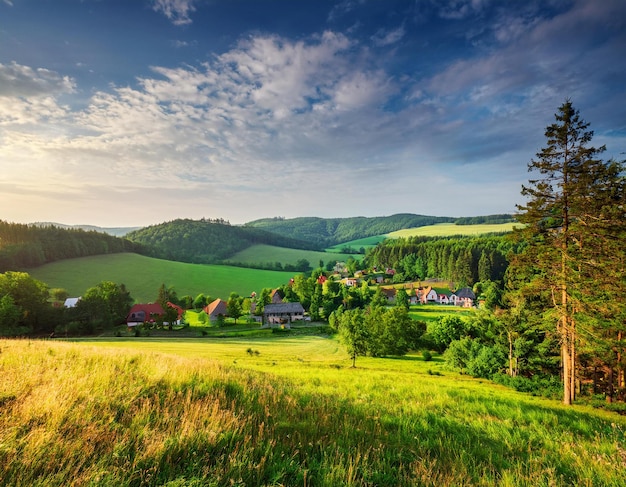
(1, 0, 625, 227)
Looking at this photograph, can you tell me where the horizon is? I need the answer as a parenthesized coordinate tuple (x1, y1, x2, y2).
(21, 211, 514, 230)
(1, 0, 625, 227)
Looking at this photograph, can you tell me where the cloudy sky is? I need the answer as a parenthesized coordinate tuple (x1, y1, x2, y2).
(1, 0, 625, 227)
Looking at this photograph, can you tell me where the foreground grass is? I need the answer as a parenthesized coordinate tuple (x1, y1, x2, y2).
(2, 338, 625, 486)
(27, 253, 294, 302)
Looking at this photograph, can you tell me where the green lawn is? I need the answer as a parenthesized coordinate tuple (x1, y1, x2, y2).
(410, 304, 476, 325)
(2, 337, 625, 486)
(28, 252, 295, 302)
(225, 244, 361, 267)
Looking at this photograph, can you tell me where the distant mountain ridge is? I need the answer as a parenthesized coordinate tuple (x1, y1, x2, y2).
(30, 222, 140, 237)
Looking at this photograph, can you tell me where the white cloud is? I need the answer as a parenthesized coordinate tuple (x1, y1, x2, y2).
(371, 25, 406, 47)
(0, 62, 75, 98)
(1, 2, 624, 226)
(152, 0, 196, 26)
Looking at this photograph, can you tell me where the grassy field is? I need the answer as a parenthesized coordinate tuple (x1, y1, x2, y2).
(410, 304, 475, 325)
(325, 235, 388, 253)
(387, 222, 519, 238)
(2, 337, 625, 486)
(225, 244, 361, 267)
(323, 223, 517, 254)
(28, 253, 295, 302)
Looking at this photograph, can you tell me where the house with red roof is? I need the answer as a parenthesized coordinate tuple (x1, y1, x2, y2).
(126, 302, 184, 327)
(127, 303, 165, 327)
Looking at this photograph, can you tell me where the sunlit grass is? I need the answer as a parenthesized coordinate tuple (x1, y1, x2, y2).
(387, 222, 518, 238)
(2, 338, 625, 486)
(27, 252, 294, 302)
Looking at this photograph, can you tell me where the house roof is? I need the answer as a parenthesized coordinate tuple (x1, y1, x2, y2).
(203, 298, 227, 316)
(455, 287, 476, 299)
(64, 297, 81, 308)
(166, 301, 184, 319)
(263, 302, 304, 314)
(127, 303, 165, 322)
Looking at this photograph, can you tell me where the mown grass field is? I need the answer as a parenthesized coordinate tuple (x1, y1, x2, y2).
(387, 222, 518, 238)
(225, 244, 361, 267)
(28, 253, 295, 302)
(2, 337, 625, 486)
(323, 222, 517, 254)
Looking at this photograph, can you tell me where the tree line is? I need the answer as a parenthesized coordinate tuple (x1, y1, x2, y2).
(0, 221, 142, 272)
(364, 234, 518, 286)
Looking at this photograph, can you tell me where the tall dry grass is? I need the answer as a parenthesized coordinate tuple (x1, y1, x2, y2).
(1, 338, 625, 486)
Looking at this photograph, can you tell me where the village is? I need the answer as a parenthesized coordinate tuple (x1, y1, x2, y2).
(103, 262, 477, 331)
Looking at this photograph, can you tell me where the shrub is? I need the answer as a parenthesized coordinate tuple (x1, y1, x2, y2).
(492, 373, 562, 399)
(422, 349, 433, 361)
(444, 338, 506, 379)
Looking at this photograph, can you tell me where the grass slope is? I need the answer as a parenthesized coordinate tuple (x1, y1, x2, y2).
(28, 253, 295, 302)
(325, 223, 517, 253)
(2, 338, 625, 486)
(387, 222, 518, 238)
(225, 244, 361, 267)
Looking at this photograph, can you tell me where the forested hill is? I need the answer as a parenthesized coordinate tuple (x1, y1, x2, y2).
(0, 220, 142, 272)
(125, 218, 319, 264)
(244, 213, 514, 247)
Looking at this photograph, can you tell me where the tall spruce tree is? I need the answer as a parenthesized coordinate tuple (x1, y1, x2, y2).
(512, 100, 625, 405)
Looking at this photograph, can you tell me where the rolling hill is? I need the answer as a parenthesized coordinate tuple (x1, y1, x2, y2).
(125, 218, 320, 264)
(243, 213, 457, 247)
(27, 253, 295, 302)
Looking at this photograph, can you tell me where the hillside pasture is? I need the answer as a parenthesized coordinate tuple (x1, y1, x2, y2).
(2, 337, 625, 486)
(325, 234, 387, 252)
(28, 252, 295, 302)
(387, 222, 518, 238)
(410, 304, 475, 325)
(225, 244, 361, 268)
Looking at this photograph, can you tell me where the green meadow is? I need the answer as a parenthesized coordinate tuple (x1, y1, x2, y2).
(225, 244, 361, 267)
(387, 222, 518, 238)
(28, 253, 295, 302)
(323, 223, 517, 254)
(325, 235, 388, 253)
(409, 304, 475, 325)
(2, 337, 625, 486)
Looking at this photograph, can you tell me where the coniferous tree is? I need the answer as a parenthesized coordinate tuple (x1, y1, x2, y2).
(511, 100, 625, 404)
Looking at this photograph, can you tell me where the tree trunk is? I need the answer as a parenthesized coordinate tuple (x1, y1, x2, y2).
(508, 331, 514, 376)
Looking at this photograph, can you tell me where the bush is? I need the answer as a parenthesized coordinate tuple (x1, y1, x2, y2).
(429, 315, 470, 351)
(492, 373, 562, 399)
(422, 349, 433, 361)
(444, 338, 506, 378)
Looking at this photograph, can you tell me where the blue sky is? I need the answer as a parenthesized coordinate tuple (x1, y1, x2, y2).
(1, 0, 624, 227)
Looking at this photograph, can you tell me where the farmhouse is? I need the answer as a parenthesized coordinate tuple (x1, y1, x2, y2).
(263, 302, 305, 328)
(126, 303, 164, 327)
(127, 302, 184, 327)
(454, 287, 476, 307)
(418, 286, 438, 304)
(203, 298, 228, 323)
